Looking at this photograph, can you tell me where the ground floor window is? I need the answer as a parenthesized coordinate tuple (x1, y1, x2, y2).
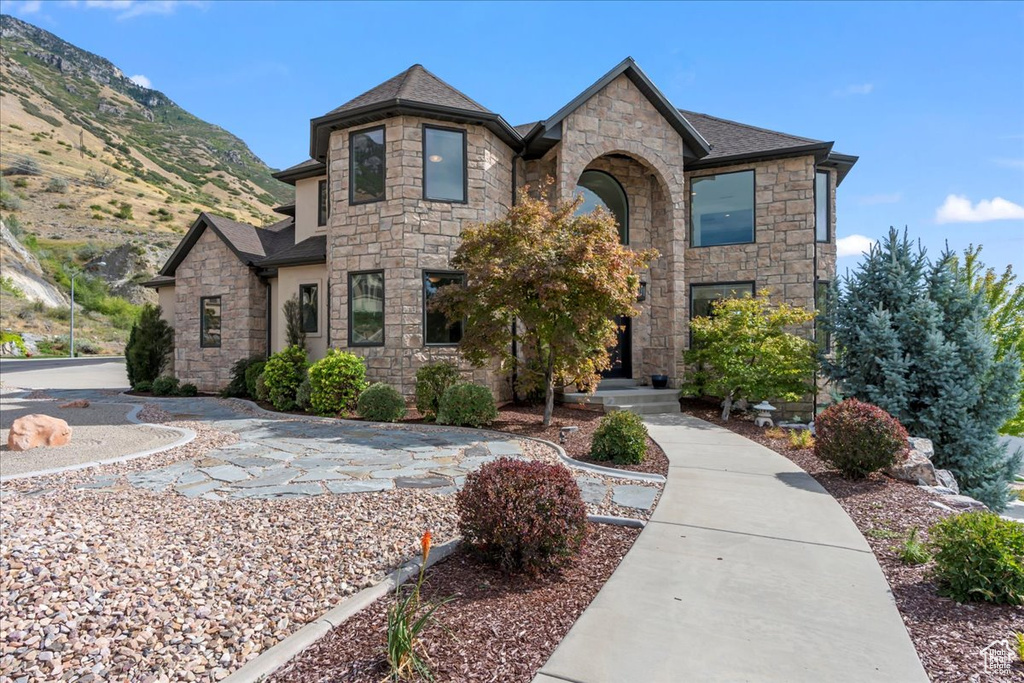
(815, 280, 831, 352)
(299, 283, 319, 334)
(423, 271, 464, 345)
(349, 271, 384, 346)
(689, 281, 756, 319)
(200, 296, 222, 348)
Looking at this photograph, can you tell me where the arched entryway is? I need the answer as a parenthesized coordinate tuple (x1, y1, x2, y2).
(575, 169, 632, 379)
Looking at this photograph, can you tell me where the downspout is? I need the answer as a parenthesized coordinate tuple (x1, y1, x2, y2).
(265, 277, 272, 358)
(812, 166, 819, 415)
(510, 150, 523, 403)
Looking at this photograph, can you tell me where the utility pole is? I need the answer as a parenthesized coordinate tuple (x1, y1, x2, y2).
(68, 260, 105, 358)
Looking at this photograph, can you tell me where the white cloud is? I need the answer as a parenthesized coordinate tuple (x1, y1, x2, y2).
(14, 0, 43, 13)
(935, 194, 1024, 224)
(836, 234, 877, 258)
(129, 74, 151, 89)
(83, 0, 205, 19)
(833, 83, 874, 97)
(858, 192, 902, 206)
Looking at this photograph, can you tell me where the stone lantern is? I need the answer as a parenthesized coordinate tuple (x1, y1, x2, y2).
(753, 401, 777, 428)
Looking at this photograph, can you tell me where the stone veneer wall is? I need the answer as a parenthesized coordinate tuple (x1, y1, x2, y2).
(326, 115, 514, 398)
(173, 228, 267, 392)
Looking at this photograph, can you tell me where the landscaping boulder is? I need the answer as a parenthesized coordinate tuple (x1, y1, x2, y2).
(928, 494, 988, 513)
(7, 414, 72, 451)
(935, 469, 960, 494)
(58, 399, 90, 409)
(885, 436, 938, 486)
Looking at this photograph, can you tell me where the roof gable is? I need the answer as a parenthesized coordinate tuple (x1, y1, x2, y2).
(159, 213, 288, 277)
(524, 57, 711, 161)
(328, 64, 492, 116)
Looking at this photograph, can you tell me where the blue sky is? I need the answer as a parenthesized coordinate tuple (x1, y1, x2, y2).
(7, 0, 1024, 277)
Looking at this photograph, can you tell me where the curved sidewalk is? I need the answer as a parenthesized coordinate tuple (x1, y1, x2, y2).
(534, 412, 927, 683)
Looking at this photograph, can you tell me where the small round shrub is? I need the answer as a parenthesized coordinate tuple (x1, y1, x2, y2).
(415, 361, 460, 419)
(262, 345, 309, 411)
(436, 382, 497, 428)
(152, 375, 179, 396)
(177, 382, 198, 397)
(590, 411, 648, 465)
(929, 511, 1024, 605)
(295, 376, 312, 412)
(255, 372, 270, 402)
(134, 379, 152, 393)
(356, 382, 407, 422)
(814, 398, 908, 478)
(457, 458, 587, 574)
(244, 360, 266, 399)
(222, 355, 264, 398)
(308, 349, 368, 415)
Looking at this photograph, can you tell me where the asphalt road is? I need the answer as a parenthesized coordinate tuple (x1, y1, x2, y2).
(0, 356, 129, 390)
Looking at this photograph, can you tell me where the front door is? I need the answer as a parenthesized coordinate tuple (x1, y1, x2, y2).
(603, 316, 632, 379)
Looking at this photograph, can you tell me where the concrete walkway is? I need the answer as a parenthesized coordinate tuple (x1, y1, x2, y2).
(534, 413, 928, 683)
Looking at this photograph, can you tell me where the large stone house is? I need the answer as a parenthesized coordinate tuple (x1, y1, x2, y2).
(146, 57, 856, 404)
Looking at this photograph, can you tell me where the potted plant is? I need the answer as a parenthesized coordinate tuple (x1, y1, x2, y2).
(651, 374, 669, 389)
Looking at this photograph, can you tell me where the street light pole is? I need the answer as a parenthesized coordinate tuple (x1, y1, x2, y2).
(68, 260, 105, 359)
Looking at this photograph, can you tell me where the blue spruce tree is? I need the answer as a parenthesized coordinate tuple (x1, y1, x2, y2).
(823, 228, 1022, 510)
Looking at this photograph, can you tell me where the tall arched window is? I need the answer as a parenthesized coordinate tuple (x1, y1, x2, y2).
(575, 170, 629, 244)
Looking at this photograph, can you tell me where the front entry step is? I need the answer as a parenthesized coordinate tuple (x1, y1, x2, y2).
(558, 385, 680, 416)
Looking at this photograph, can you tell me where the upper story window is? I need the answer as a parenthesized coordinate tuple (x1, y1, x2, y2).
(317, 180, 328, 227)
(575, 170, 628, 244)
(690, 170, 755, 247)
(349, 270, 385, 346)
(423, 125, 466, 202)
(299, 283, 318, 334)
(200, 296, 222, 348)
(423, 271, 464, 345)
(349, 126, 385, 204)
(815, 171, 830, 243)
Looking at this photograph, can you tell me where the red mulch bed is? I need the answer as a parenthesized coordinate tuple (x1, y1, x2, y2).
(680, 399, 1024, 683)
(269, 523, 640, 682)
(489, 403, 669, 476)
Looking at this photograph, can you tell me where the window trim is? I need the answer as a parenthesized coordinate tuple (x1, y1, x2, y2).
(317, 179, 328, 227)
(348, 125, 386, 206)
(299, 282, 320, 337)
(688, 169, 757, 248)
(422, 269, 465, 347)
(422, 124, 468, 204)
(577, 169, 630, 245)
(348, 269, 385, 347)
(814, 170, 831, 243)
(199, 295, 222, 348)
(689, 281, 757, 319)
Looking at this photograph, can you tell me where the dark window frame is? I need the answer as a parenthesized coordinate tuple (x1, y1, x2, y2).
(317, 179, 328, 227)
(348, 125, 386, 206)
(299, 282, 319, 335)
(422, 269, 465, 347)
(815, 278, 832, 352)
(689, 169, 757, 248)
(199, 295, 222, 348)
(815, 170, 831, 243)
(422, 124, 468, 204)
(576, 169, 630, 245)
(688, 280, 757, 346)
(348, 269, 385, 347)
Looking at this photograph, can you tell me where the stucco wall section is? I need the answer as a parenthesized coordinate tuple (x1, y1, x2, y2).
(294, 175, 327, 243)
(173, 228, 267, 392)
(271, 263, 329, 361)
(325, 116, 514, 398)
(156, 285, 176, 323)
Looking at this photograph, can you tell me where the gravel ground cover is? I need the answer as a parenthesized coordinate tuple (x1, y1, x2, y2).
(0, 397, 182, 477)
(680, 400, 1024, 683)
(269, 523, 640, 683)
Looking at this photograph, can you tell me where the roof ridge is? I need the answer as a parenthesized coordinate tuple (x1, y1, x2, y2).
(403, 63, 493, 113)
(678, 108, 821, 143)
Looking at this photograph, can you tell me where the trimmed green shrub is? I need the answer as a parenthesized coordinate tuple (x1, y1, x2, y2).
(221, 355, 265, 398)
(590, 411, 648, 465)
(357, 382, 406, 422)
(178, 382, 198, 397)
(308, 349, 368, 416)
(457, 458, 587, 574)
(255, 372, 270, 402)
(134, 379, 152, 393)
(815, 399, 908, 478)
(125, 304, 173, 388)
(262, 345, 308, 411)
(296, 376, 312, 411)
(436, 382, 497, 428)
(929, 511, 1024, 605)
(245, 360, 267, 399)
(152, 375, 180, 396)
(415, 361, 460, 419)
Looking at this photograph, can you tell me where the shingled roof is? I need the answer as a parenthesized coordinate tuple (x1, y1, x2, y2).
(257, 234, 327, 268)
(272, 158, 325, 184)
(679, 109, 824, 160)
(329, 64, 492, 116)
(157, 213, 296, 278)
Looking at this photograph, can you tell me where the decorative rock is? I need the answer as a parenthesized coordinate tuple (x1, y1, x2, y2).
(941, 494, 988, 512)
(325, 480, 394, 494)
(919, 485, 958, 496)
(7, 414, 72, 451)
(611, 484, 657, 510)
(885, 442, 938, 486)
(58, 399, 90, 409)
(576, 476, 608, 505)
(935, 469, 960, 494)
(394, 475, 452, 489)
(907, 436, 935, 459)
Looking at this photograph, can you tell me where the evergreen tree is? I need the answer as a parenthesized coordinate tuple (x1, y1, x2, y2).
(125, 304, 174, 388)
(823, 228, 1022, 510)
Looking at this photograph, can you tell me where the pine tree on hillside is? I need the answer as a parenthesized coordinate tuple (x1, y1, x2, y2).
(823, 228, 1022, 510)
